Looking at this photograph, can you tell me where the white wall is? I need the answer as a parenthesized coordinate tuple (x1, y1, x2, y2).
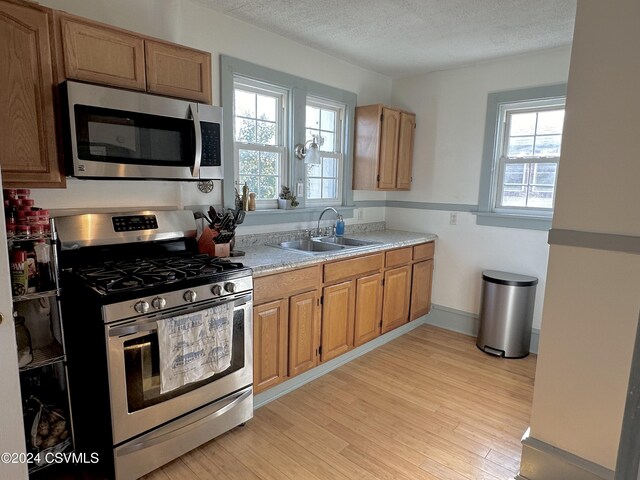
(386, 47, 572, 329)
(33, 0, 391, 222)
(529, 0, 640, 470)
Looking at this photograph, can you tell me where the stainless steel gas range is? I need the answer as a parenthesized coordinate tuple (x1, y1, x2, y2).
(55, 210, 253, 479)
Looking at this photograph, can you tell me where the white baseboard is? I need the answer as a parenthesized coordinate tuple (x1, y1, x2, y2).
(427, 304, 540, 354)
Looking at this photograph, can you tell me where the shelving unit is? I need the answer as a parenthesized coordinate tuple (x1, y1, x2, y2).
(7, 220, 75, 476)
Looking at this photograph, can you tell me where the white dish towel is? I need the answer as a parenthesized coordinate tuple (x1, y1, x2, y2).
(157, 304, 234, 394)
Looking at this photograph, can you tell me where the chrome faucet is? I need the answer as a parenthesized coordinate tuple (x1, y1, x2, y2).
(316, 207, 339, 236)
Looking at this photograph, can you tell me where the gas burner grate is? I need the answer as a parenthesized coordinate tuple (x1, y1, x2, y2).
(74, 254, 246, 293)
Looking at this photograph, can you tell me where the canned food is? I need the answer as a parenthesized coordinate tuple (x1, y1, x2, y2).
(16, 189, 30, 198)
(6, 222, 16, 238)
(3, 189, 17, 200)
(21, 199, 35, 207)
(15, 225, 31, 236)
(30, 223, 45, 236)
(10, 249, 29, 296)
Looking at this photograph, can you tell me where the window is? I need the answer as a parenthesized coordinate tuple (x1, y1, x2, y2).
(233, 78, 287, 207)
(305, 97, 345, 205)
(477, 84, 567, 230)
(495, 101, 565, 212)
(221, 56, 357, 215)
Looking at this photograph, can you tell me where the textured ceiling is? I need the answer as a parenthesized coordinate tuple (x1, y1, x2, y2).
(192, 0, 576, 78)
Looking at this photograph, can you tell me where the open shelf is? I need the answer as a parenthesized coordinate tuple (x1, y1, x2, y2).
(12, 289, 60, 303)
(19, 340, 65, 373)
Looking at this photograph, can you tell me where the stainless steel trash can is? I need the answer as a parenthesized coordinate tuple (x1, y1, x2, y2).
(477, 270, 538, 358)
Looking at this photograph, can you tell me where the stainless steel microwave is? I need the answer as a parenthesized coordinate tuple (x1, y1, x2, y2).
(62, 81, 223, 180)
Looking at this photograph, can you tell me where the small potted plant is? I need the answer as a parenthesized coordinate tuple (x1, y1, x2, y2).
(278, 185, 299, 209)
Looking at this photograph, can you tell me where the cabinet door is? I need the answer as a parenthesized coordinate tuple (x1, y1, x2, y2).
(353, 273, 383, 347)
(253, 299, 288, 394)
(60, 16, 146, 90)
(145, 40, 212, 104)
(410, 259, 434, 321)
(381, 265, 412, 333)
(396, 112, 415, 190)
(321, 281, 355, 362)
(0, 2, 64, 188)
(288, 290, 320, 378)
(377, 107, 400, 189)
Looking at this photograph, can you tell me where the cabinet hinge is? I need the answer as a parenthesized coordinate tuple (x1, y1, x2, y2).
(317, 297, 320, 307)
(318, 346, 322, 356)
(376, 174, 380, 182)
(379, 321, 383, 328)
(320, 296, 323, 305)
(380, 113, 384, 122)
(381, 278, 385, 286)
(411, 176, 413, 182)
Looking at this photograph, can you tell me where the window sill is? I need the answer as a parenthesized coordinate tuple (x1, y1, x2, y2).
(187, 205, 355, 227)
(474, 211, 552, 231)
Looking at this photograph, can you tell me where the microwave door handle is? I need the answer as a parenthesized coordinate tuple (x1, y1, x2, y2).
(189, 104, 202, 178)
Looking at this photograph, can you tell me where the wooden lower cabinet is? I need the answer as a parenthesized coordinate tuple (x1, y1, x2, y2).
(381, 265, 412, 333)
(288, 290, 320, 377)
(253, 299, 288, 394)
(321, 281, 355, 362)
(410, 259, 434, 320)
(353, 272, 383, 347)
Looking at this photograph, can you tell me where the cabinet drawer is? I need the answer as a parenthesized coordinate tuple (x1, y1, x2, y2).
(324, 253, 383, 284)
(385, 247, 412, 268)
(413, 242, 435, 261)
(254, 266, 321, 303)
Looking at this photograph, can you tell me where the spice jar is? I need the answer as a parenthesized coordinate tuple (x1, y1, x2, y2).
(14, 313, 33, 368)
(10, 249, 29, 297)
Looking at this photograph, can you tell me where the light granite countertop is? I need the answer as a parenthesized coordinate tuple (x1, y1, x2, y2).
(239, 230, 438, 277)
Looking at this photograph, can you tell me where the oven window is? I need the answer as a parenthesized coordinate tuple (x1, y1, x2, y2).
(74, 105, 193, 166)
(123, 308, 245, 413)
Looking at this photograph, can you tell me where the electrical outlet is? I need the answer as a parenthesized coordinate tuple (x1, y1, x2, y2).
(450, 212, 458, 225)
(296, 182, 304, 197)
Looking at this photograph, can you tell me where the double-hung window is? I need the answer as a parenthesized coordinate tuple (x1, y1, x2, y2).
(477, 84, 567, 230)
(305, 97, 345, 206)
(233, 78, 288, 208)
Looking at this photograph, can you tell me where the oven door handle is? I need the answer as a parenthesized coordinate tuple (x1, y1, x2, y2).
(108, 294, 252, 337)
(190, 104, 202, 178)
(116, 386, 252, 456)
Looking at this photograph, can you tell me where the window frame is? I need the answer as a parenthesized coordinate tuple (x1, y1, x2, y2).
(305, 96, 346, 206)
(233, 77, 289, 209)
(476, 84, 567, 230)
(220, 55, 357, 215)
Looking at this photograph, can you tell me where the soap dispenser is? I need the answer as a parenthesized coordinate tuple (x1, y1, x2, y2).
(335, 215, 345, 237)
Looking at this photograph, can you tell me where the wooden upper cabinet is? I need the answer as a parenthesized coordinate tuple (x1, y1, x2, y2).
(0, 1, 64, 188)
(353, 104, 416, 191)
(56, 14, 212, 103)
(288, 290, 320, 378)
(396, 112, 416, 190)
(59, 15, 146, 91)
(145, 40, 212, 104)
(377, 108, 400, 189)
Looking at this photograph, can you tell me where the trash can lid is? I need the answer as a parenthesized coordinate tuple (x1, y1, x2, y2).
(482, 270, 538, 287)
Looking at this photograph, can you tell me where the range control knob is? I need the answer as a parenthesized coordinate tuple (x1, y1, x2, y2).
(152, 297, 167, 310)
(183, 290, 197, 303)
(211, 285, 222, 296)
(134, 300, 150, 314)
(224, 282, 236, 293)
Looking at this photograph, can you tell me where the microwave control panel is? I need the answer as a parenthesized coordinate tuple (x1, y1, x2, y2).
(201, 122, 221, 167)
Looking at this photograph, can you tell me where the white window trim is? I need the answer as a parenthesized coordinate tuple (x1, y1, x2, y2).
(476, 84, 567, 230)
(305, 96, 346, 206)
(233, 76, 289, 209)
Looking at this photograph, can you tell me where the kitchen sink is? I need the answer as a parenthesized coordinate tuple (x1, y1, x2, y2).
(270, 236, 381, 255)
(316, 236, 381, 247)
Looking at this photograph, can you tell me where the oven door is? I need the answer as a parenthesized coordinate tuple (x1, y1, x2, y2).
(106, 293, 252, 444)
(65, 81, 222, 180)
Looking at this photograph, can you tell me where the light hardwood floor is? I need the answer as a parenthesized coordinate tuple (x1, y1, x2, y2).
(143, 324, 536, 480)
